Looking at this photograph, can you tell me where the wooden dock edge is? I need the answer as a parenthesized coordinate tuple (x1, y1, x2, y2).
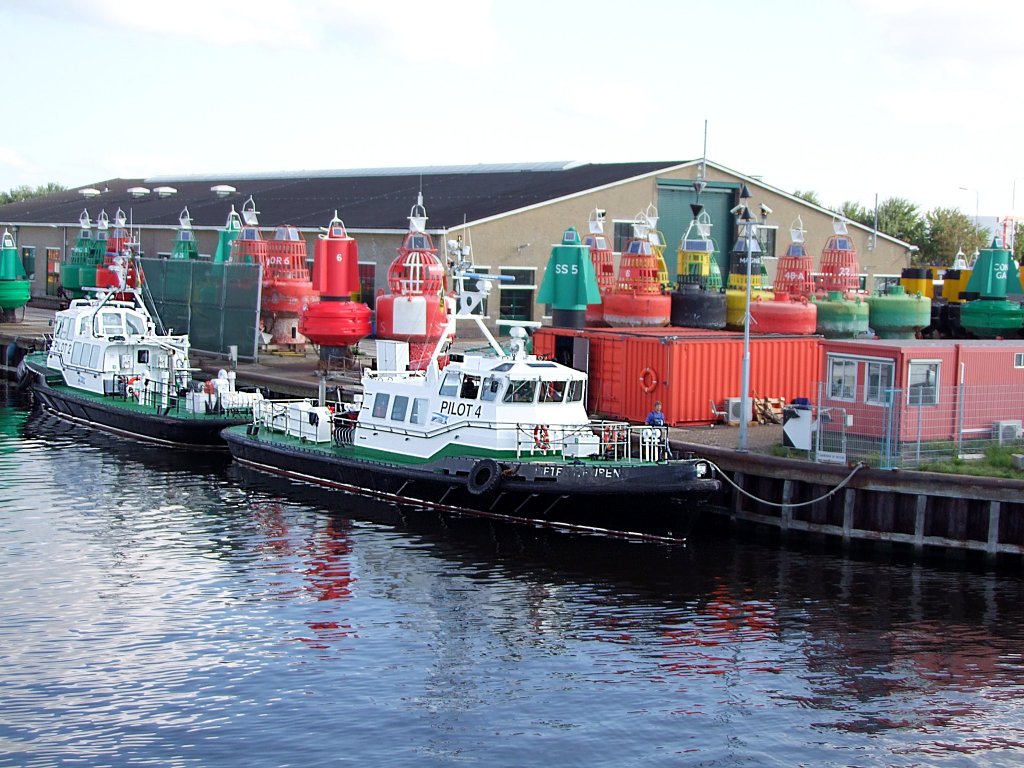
(674, 441, 1024, 557)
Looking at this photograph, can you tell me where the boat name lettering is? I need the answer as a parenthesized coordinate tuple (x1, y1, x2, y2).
(541, 466, 562, 477)
(593, 467, 621, 478)
(439, 400, 482, 418)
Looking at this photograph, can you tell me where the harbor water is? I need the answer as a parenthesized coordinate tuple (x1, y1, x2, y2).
(3, 390, 1024, 766)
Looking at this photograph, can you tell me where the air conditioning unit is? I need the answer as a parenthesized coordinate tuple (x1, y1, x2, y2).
(726, 397, 750, 425)
(993, 420, 1023, 445)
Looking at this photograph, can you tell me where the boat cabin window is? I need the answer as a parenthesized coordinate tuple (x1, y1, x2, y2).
(539, 380, 566, 403)
(410, 398, 429, 425)
(503, 379, 537, 404)
(71, 342, 85, 365)
(439, 371, 461, 398)
(125, 314, 145, 335)
(78, 318, 90, 336)
(101, 312, 123, 335)
(460, 375, 481, 400)
(89, 345, 101, 369)
(567, 380, 584, 402)
(372, 392, 390, 419)
(491, 363, 513, 372)
(391, 395, 409, 422)
(480, 376, 503, 402)
(137, 350, 149, 364)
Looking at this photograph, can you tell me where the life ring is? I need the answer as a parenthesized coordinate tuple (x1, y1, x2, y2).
(639, 367, 658, 394)
(203, 379, 216, 395)
(125, 376, 141, 399)
(467, 458, 502, 496)
(533, 424, 551, 450)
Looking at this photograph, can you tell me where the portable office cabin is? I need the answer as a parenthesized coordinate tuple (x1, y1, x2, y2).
(819, 339, 1024, 444)
(532, 327, 821, 426)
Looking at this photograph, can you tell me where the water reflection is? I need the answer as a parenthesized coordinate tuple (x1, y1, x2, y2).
(4, 401, 1024, 765)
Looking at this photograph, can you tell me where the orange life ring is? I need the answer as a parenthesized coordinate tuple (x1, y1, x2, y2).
(533, 424, 550, 450)
(639, 367, 658, 394)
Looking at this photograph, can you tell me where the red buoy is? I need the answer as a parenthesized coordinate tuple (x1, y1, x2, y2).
(94, 209, 139, 299)
(299, 212, 372, 348)
(374, 195, 453, 370)
(603, 209, 670, 327)
(261, 223, 319, 347)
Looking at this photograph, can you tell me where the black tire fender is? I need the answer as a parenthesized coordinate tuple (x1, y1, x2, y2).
(466, 458, 502, 496)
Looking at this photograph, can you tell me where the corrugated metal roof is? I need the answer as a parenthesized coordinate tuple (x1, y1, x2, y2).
(0, 161, 686, 231)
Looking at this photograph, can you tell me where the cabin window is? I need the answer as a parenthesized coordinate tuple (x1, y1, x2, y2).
(391, 395, 409, 422)
(865, 361, 895, 405)
(828, 358, 857, 401)
(539, 380, 566, 403)
(137, 350, 149, 364)
(89, 345, 101, 369)
(71, 342, 85, 365)
(480, 376, 502, 402)
(908, 361, 939, 406)
(101, 312, 122, 334)
(126, 314, 145, 335)
(460, 375, 481, 399)
(372, 392, 390, 418)
(503, 379, 537, 404)
(567, 380, 585, 402)
(410, 398, 429, 425)
(439, 371, 461, 398)
(78, 318, 90, 336)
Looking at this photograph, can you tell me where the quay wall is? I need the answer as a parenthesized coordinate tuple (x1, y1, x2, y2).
(678, 440, 1024, 557)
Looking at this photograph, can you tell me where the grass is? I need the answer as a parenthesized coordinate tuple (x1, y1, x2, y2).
(917, 444, 1024, 479)
(768, 441, 1024, 479)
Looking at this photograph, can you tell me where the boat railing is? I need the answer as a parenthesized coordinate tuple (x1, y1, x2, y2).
(246, 400, 673, 462)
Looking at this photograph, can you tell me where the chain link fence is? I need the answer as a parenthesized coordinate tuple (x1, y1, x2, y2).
(810, 382, 1024, 469)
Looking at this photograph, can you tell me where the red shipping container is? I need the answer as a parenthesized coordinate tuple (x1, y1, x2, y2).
(533, 327, 821, 425)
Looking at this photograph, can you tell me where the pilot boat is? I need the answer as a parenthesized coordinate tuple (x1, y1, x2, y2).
(19, 250, 263, 447)
(221, 258, 720, 539)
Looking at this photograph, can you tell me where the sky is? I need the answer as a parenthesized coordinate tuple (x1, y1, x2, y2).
(2, 0, 1023, 219)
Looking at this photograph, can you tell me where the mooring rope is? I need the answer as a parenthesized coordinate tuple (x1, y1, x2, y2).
(707, 460, 866, 508)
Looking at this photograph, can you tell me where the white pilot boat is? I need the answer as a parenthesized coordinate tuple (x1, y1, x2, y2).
(19, 249, 263, 448)
(221, 241, 720, 538)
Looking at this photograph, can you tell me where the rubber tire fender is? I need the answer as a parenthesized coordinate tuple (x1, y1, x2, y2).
(466, 458, 502, 496)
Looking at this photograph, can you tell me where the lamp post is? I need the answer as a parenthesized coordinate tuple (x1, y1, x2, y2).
(1011, 178, 1024, 252)
(736, 185, 756, 453)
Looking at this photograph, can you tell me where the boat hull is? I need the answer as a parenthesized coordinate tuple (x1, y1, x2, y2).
(21, 357, 248, 449)
(222, 427, 720, 538)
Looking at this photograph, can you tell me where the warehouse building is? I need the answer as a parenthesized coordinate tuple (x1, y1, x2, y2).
(0, 159, 914, 329)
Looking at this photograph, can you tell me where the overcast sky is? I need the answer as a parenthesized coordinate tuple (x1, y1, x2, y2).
(2, 0, 1021, 219)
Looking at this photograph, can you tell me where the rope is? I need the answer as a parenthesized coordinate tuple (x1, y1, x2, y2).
(708, 460, 866, 508)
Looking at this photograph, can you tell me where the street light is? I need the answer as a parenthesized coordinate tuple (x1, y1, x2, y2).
(733, 185, 758, 453)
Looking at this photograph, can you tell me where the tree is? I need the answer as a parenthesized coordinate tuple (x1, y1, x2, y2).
(792, 189, 822, 207)
(920, 207, 988, 266)
(0, 182, 66, 206)
(838, 201, 872, 227)
(875, 197, 926, 251)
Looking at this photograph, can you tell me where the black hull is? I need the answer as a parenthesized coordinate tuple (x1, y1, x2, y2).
(22, 363, 245, 449)
(222, 429, 720, 540)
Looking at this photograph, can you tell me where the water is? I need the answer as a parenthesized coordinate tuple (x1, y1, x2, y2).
(3, 390, 1024, 767)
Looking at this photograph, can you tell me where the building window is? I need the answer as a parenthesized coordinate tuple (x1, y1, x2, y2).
(1014, 352, 1024, 368)
(20, 246, 36, 280)
(908, 361, 939, 406)
(865, 361, 895, 405)
(46, 247, 61, 296)
(499, 266, 536, 322)
(758, 227, 777, 259)
(358, 262, 376, 310)
(828, 358, 857, 401)
(612, 221, 633, 252)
